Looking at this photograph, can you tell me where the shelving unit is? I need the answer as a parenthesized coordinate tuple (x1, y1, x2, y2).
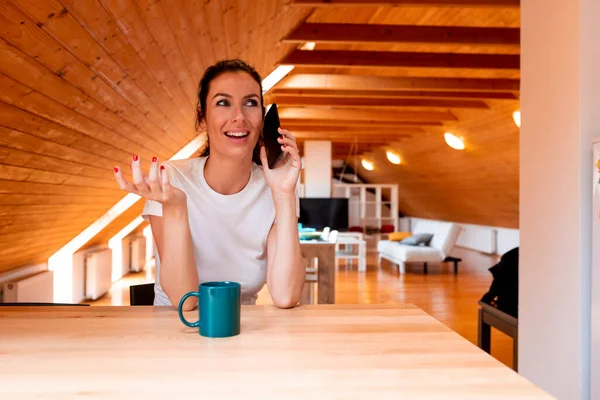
(297, 183, 399, 234)
(332, 183, 399, 233)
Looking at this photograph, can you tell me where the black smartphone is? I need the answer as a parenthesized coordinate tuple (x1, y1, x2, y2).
(263, 103, 283, 169)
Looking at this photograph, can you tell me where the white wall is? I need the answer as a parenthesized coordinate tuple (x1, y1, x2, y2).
(520, 0, 597, 398)
(591, 143, 600, 400)
(72, 250, 86, 304)
(406, 217, 518, 256)
(303, 141, 332, 198)
(0, 263, 48, 302)
(582, 4, 600, 399)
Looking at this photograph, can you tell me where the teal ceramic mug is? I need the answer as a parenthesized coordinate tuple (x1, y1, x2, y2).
(177, 281, 241, 338)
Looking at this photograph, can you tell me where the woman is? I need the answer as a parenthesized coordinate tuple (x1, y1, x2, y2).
(113, 59, 305, 310)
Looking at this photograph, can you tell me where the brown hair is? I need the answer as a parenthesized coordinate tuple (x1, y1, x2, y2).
(195, 59, 264, 164)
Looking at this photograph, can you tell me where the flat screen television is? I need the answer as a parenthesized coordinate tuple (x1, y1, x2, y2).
(298, 198, 349, 231)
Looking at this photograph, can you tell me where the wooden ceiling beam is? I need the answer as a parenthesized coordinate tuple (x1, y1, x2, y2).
(290, 0, 520, 7)
(295, 134, 412, 141)
(298, 142, 385, 151)
(279, 50, 520, 69)
(303, 151, 381, 159)
(279, 107, 457, 121)
(281, 118, 444, 127)
(270, 88, 518, 100)
(280, 74, 520, 92)
(287, 125, 423, 133)
(271, 95, 489, 109)
(283, 23, 520, 46)
(298, 136, 405, 143)
(298, 143, 383, 150)
(303, 152, 377, 159)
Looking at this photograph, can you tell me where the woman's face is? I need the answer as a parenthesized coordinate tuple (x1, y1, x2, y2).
(200, 71, 263, 161)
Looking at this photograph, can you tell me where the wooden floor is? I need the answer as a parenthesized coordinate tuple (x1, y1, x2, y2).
(87, 244, 514, 369)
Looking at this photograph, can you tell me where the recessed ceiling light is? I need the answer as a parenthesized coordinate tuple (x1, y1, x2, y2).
(513, 110, 521, 128)
(386, 151, 401, 165)
(301, 42, 316, 50)
(444, 132, 465, 150)
(361, 159, 374, 171)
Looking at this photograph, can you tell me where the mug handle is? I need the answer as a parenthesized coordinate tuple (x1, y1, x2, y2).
(177, 292, 200, 328)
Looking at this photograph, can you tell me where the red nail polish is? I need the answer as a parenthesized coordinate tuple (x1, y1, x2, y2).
(160, 165, 165, 171)
(113, 167, 119, 173)
(133, 155, 139, 161)
(152, 156, 157, 163)
(283, 145, 286, 148)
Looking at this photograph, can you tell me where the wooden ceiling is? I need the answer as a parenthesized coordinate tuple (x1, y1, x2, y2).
(274, 0, 520, 229)
(0, 0, 520, 274)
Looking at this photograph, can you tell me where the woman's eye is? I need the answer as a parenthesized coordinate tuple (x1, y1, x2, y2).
(245, 99, 258, 107)
(216, 99, 229, 106)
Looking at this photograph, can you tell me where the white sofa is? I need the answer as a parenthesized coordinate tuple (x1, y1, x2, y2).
(377, 220, 462, 274)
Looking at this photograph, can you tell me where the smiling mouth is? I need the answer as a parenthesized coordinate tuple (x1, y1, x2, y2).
(224, 131, 250, 138)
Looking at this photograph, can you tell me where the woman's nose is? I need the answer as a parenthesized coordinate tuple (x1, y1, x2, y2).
(231, 105, 246, 122)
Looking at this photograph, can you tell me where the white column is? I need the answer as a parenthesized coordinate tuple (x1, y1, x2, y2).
(303, 140, 332, 198)
(520, 0, 599, 398)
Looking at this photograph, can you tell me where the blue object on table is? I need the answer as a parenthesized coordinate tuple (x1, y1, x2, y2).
(298, 222, 317, 233)
(177, 281, 241, 338)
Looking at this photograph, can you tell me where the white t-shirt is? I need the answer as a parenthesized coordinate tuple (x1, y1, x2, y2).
(142, 156, 299, 306)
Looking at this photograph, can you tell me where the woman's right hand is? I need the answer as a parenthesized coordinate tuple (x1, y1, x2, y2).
(113, 155, 186, 206)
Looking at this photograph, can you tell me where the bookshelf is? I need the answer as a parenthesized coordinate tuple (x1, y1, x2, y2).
(332, 183, 399, 233)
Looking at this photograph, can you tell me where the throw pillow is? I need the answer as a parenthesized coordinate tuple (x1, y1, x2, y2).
(388, 232, 412, 241)
(400, 233, 433, 246)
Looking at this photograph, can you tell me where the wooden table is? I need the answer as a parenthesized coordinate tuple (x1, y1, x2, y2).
(300, 241, 335, 304)
(0, 304, 553, 399)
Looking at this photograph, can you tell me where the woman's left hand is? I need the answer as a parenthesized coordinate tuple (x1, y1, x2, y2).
(260, 127, 301, 195)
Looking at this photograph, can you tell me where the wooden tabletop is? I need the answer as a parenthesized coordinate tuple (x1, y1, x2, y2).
(0, 304, 553, 399)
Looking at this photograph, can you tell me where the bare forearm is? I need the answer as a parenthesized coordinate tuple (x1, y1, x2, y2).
(268, 193, 305, 308)
(160, 205, 199, 310)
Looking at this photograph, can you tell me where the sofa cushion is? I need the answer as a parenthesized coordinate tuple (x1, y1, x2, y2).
(399, 233, 433, 246)
(377, 240, 443, 263)
(388, 232, 412, 241)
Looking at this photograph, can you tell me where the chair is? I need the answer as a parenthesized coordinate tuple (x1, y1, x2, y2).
(300, 270, 318, 305)
(302, 253, 319, 304)
(478, 300, 518, 371)
(320, 227, 331, 241)
(335, 232, 367, 272)
(300, 230, 338, 305)
(129, 283, 155, 306)
(327, 230, 338, 243)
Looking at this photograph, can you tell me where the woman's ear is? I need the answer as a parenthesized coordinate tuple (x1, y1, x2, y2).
(199, 113, 207, 132)
(197, 107, 207, 131)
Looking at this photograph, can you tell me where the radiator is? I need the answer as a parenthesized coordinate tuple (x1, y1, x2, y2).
(455, 225, 497, 254)
(84, 248, 112, 300)
(3, 270, 54, 303)
(130, 235, 146, 272)
(120, 236, 131, 279)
